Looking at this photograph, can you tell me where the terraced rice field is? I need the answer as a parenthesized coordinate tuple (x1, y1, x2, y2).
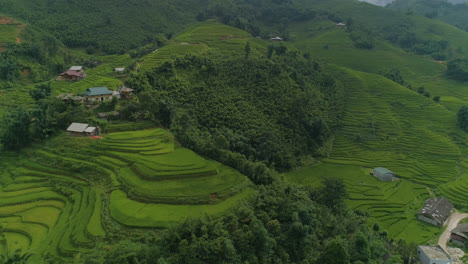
(0, 127, 253, 261)
(286, 67, 465, 244)
(141, 21, 265, 72)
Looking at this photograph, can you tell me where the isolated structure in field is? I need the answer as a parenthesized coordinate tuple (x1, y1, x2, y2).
(371, 167, 395, 181)
(113, 68, 125, 73)
(417, 245, 452, 264)
(450, 223, 468, 246)
(336, 22, 346, 28)
(417, 198, 453, 226)
(83, 87, 113, 102)
(58, 66, 86, 81)
(119, 87, 134, 99)
(66, 123, 100, 136)
(270, 36, 283, 41)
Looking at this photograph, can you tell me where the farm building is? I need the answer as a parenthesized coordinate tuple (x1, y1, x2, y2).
(66, 123, 100, 136)
(119, 87, 134, 99)
(59, 66, 86, 81)
(82, 87, 114, 102)
(417, 198, 453, 226)
(336, 22, 346, 27)
(113, 68, 125, 73)
(450, 223, 468, 246)
(371, 167, 395, 181)
(270, 36, 283, 41)
(417, 245, 452, 264)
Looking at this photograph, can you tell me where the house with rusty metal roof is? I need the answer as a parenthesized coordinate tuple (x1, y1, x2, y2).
(59, 66, 86, 81)
(417, 198, 453, 226)
(450, 223, 468, 246)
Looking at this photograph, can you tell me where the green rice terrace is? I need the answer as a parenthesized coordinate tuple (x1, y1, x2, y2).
(286, 66, 467, 244)
(0, 128, 254, 261)
(140, 20, 265, 71)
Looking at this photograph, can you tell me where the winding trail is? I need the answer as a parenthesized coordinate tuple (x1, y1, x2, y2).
(438, 212, 468, 252)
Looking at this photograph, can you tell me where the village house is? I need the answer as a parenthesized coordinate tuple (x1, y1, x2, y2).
(82, 87, 114, 102)
(417, 198, 453, 226)
(371, 167, 395, 181)
(336, 22, 346, 27)
(119, 87, 134, 99)
(58, 66, 86, 81)
(417, 245, 452, 264)
(66, 123, 100, 136)
(270, 36, 283, 41)
(450, 223, 468, 246)
(113, 68, 126, 73)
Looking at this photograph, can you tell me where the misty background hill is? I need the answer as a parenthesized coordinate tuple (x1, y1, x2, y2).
(359, 0, 468, 6)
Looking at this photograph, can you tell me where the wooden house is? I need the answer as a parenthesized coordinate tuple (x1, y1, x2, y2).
(59, 66, 86, 81)
(119, 87, 134, 99)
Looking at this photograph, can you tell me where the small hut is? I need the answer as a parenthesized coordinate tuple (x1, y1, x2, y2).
(66, 123, 100, 136)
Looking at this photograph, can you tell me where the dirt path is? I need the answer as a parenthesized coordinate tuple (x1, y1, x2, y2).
(438, 212, 468, 251)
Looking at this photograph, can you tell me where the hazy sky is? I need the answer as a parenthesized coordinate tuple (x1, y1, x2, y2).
(359, 0, 468, 6)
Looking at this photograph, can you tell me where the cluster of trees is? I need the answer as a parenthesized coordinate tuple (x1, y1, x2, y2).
(197, 0, 317, 38)
(447, 58, 468, 81)
(389, 0, 468, 32)
(76, 180, 411, 264)
(382, 24, 449, 60)
(0, 27, 68, 82)
(0, 0, 208, 54)
(457, 106, 468, 132)
(0, 83, 92, 150)
(127, 49, 344, 183)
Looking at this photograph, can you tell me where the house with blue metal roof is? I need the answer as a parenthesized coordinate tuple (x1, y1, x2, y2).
(83, 87, 114, 102)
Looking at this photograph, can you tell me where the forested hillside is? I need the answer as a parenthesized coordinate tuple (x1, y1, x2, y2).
(1, 0, 468, 263)
(389, 0, 468, 32)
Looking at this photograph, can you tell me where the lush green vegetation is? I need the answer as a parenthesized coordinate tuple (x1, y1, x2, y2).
(1, 0, 468, 262)
(0, 127, 253, 262)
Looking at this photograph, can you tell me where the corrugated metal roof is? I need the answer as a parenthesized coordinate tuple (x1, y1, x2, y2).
(84, 126, 97, 133)
(69, 66, 83, 71)
(83, 87, 113, 96)
(418, 198, 453, 225)
(373, 167, 393, 175)
(114, 68, 125, 72)
(66, 123, 89, 133)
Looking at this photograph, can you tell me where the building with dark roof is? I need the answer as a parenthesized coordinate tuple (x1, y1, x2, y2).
(417, 198, 453, 226)
(417, 245, 452, 264)
(450, 223, 468, 246)
(82, 87, 114, 102)
(371, 167, 395, 181)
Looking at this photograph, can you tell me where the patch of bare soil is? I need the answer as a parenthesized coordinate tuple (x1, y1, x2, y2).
(0, 17, 16, 25)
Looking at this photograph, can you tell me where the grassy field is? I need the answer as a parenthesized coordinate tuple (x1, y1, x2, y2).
(0, 24, 17, 44)
(0, 126, 253, 261)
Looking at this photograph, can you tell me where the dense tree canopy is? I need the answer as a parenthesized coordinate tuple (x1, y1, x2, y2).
(128, 51, 344, 183)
